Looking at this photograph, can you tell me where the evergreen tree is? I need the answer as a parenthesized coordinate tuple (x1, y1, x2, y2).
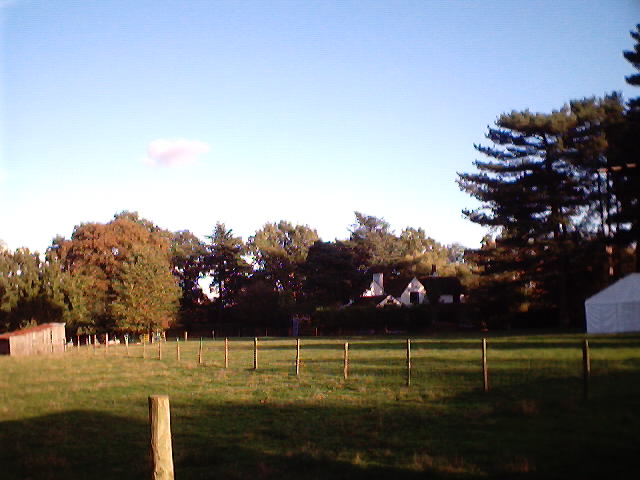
(204, 223, 250, 312)
(170, 230, 209, 325)
(611, 24, 640, 270)
(457, 104, 618, 325)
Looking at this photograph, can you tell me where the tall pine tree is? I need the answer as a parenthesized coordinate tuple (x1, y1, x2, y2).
(457, 103, 617, 325)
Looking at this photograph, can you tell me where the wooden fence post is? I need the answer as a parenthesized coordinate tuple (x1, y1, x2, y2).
(148, 395, 175, 480)
(482, 338, 489, 392)
(198, 337, 203, 365)
(224, 338, 229, 368)
(105, 332, 109, 353)
(254, 337, 259, 370)
(183, 331, 188, 342)
(176, 338, 180, 363)
(582, 339, 591, 400)
(406, 338, 412, 387)
(295, 338, 301, 376)
(76, 335, 80, 351)
(344, 342, 349, 380)
(125, 335, 129, 356)
(158, 340, 162, 361)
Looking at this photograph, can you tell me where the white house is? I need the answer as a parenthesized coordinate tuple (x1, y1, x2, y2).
(360, 272, 462, 307)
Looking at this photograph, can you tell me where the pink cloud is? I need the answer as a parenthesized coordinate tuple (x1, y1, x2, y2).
(143, 138, 210, 167)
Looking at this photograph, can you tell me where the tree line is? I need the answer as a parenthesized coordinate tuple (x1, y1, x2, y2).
(0, 211, 469, 335)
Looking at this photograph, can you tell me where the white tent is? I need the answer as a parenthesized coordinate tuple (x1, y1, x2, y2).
(585, 273, 640, 334)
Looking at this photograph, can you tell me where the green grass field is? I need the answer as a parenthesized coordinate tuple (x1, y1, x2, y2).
(1, 333, 640, 479)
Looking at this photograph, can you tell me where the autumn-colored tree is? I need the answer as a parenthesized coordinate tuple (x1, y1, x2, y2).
(50, 212, 180, 334)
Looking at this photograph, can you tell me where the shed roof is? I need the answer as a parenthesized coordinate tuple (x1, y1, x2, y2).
(0, 323, 65, 339)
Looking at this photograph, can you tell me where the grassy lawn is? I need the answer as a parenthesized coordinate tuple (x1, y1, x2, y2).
(1, 333, 640, 479)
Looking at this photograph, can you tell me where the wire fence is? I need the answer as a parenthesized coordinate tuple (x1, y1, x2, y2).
(63, 334, 640, 401)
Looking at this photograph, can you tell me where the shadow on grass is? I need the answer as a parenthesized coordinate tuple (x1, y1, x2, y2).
(0, 410, 148, 480)
(2, 370, 640, 480)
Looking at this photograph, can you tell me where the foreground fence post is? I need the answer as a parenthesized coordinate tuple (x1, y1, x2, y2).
(148, 395, 174, 480)
(482, 338, 489, 392)
(224, 338, 229, 368)
(406, 338, 412, 387)
(344, 342, 349, 380)
(582, 339, 591, 400)
(254, 337, 259, 370)
(295, 338, 301, 376)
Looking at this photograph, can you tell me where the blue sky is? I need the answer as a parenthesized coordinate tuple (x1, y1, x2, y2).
(2, 0, 639, 253)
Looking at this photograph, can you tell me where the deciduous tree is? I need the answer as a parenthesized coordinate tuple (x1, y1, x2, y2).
(247, 221, 319, 301)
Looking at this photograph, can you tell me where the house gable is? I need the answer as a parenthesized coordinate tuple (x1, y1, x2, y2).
(397, 277, 427, 306)
(357, 273, 464, 307)
(362, 273, 385, 297)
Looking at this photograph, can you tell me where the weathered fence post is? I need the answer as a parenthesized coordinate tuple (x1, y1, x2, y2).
(105, 332, 109, 353)
(344, 342, 349, 380)
(254, 337, 259, 370)
(582, 339, 591, 400)
(158, 340, 162, 361)
(125, 335, 129, 356)
(482, 338, 489, 392)
(176, 338, 180, 363)
(406, 338, 412, 387)
(76, 335, 80, 351)
(295, 338, 301, 376)
(198, 337, 203, 365)
(148, 395, 175, 480)
(183, 331, 188, 342)
(224, 338, 229, 368)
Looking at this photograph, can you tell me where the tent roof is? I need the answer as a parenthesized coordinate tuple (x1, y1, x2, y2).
(585, 273, 640, 305)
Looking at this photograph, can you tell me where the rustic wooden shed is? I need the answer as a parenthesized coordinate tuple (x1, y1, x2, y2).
(0, 323, 66, 357)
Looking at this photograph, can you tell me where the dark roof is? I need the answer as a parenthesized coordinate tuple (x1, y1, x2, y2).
(0, 323, 65, 339)
(418, 276, 463, 295)
(351, 295, 388, 307)
(384, 277, 414, 297)
(351, 295, 400, 307)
